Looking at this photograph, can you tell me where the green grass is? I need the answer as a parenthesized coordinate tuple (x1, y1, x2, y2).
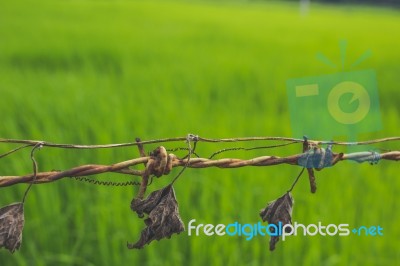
(0, 0, 399, 265)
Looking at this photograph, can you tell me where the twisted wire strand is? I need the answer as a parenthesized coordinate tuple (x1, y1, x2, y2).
(73, 176, 141, 186)
(1, 150, 399, 188)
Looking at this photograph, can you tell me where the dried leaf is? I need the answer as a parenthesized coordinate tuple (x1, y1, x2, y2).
(128, 185, 184, 249)
(0, 202, 24, 253)
(260, 192, 293, 251)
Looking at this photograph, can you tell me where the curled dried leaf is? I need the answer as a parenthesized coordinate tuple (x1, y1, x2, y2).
(260, 192, 293, 251)
(128, 185, 184, 249)
(0, 202, 24, 253)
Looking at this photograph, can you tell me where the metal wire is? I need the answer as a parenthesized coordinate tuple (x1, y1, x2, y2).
(73, 176, 141, 186)
(1, 135, 399, 188)
(1, 136, 399, 149)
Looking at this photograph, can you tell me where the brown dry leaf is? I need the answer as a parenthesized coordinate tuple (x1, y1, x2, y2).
(260, 192, 293, 251)
(0, 202, 24, 253)
(128, 185, 184, 249)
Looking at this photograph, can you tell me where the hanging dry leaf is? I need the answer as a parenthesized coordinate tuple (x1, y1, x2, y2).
(128, 185, 184, 249)
(260, 192, 293, 251)
(0, 202, 24, 253)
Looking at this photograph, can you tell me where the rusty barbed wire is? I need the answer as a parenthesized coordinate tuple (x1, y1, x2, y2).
(0, 147, 399, 188)
(2, 135, 399, 253)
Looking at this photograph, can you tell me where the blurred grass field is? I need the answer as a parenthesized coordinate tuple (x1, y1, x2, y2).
(0, 0, 399, 265)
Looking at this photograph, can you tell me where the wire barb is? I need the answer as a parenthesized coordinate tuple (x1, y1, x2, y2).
(370, 151, 381, 165)
(22, 142, 43, 203)
(170, 134, 198, 185)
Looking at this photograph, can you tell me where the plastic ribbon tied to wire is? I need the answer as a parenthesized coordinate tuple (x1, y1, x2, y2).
(0, 134, 399, 252)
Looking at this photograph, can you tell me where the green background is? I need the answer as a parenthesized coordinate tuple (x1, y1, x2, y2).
(0, 1, 399, 265)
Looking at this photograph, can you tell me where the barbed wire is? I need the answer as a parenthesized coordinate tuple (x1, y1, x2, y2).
(1, 135, 399, 191)
(0, 147, 399, 188)
(2, 135, 399, 253)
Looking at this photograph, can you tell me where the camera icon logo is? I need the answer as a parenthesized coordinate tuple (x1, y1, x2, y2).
(286, 46, 382, 141)
(327, 80, 370, 125)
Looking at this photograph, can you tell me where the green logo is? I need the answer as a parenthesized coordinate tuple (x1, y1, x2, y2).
(287, 42, 382, 140)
